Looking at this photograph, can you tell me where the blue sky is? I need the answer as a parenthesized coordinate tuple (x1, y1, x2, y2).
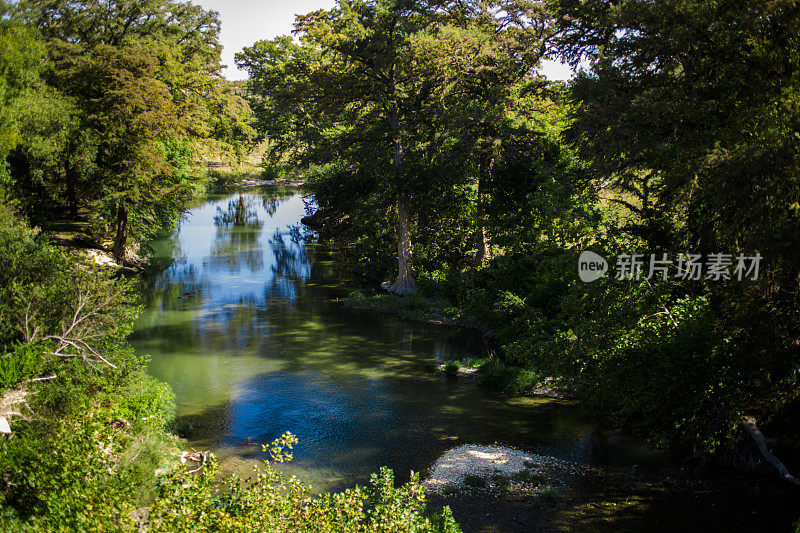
(194, 0, 576, 81)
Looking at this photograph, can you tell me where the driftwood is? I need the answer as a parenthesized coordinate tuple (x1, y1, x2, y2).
(741, 416, 800, 487)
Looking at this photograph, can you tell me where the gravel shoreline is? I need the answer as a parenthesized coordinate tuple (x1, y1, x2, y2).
(423, 444, 590, 494)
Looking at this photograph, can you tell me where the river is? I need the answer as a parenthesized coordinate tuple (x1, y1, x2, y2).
(130, 188, 798, 531)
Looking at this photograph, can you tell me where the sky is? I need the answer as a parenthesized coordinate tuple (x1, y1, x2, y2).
(194, 0, 577, 82)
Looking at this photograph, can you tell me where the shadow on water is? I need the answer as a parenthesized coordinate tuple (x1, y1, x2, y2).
(131, 188, 800, 531)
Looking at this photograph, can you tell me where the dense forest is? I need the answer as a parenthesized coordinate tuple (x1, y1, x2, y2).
(1, 0, 799, 530)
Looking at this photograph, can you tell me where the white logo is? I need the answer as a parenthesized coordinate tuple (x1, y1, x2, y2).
(579, 251, 608, 282)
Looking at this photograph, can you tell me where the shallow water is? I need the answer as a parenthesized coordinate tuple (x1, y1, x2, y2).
(130, 188, 662, 493)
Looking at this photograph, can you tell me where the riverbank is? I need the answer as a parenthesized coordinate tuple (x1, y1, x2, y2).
(342, 291, 579, 399)
(236, 176, 307, 188)
(422, 444, 800, 533)
(342, 291, 489, 332)
(208, 168, 307, 190)
(47, 227, 146, 275)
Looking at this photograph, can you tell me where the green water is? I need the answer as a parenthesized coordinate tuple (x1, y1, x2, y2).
(130, 188, 656, 491)
(129, 190, 799, 532)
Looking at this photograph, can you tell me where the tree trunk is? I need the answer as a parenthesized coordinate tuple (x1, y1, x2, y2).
(383, 104, 417, 296)
(112, 202, 128, 262)
(473, 153, 493, 267)
(741, 416, 800, 486)
(383, 198, 416, 295)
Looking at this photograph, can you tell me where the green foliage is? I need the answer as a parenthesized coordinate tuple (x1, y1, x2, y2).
(2, 0, 256, 259)
(344, 292, 439, 322)
(0, 343, 43, 390)
(479, 359, 543, 396)
(0, 19, 45, 164)
(0, 209, 178, 530)
(238, 1, 554, 291)
(511, 470, 544, 485)
(0, 204, 459, 530)
(444, 361, 461, 375)
(148, 432, 461, 533)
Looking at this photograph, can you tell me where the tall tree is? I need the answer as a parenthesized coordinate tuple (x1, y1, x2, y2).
(239, 0, 552, 290)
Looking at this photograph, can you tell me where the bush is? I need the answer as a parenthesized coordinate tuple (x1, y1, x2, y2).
(0, 210, 179, 530)
(444, 361, 461, 375)
(148, 433, 461, 532)
(0, 210, 463, 532)
(479, 359, 542, 395)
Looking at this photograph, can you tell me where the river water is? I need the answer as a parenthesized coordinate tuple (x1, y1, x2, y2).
(130, 189, 798, 530)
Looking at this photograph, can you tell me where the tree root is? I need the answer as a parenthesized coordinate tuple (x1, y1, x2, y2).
(381, 275, 418, 296)
(741, 416, 800, 487)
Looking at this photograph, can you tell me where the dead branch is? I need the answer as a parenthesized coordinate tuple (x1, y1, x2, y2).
(43, 334, 118, 370)
(0, 388, 32, 435)
(644, 277, 679, 328)
(25, 375, 57, 383)
(741, 416, 800, 487)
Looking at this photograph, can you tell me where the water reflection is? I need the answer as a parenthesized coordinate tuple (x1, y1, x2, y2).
(130, 189, 659, 493)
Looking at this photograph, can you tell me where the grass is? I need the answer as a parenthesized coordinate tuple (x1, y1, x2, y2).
(512, 469, 545, 485)
(539, 485, 560, 505)
(343, 291, 474, 328)
(492, 474, 512, 491)
(207, 169, 262, 192)
(463, 475, 487, 488)
(444, 361, 461, 375)
(479, 359, 544, 395)
(461, 356, 488, 368)
(441, 356, 488, 377)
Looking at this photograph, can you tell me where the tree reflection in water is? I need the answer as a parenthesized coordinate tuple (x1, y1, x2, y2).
(211, 194, 265, 272)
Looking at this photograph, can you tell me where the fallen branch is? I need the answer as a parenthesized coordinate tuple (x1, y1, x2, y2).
(25, 375, 57, 383)
(741, 416, 800, 487)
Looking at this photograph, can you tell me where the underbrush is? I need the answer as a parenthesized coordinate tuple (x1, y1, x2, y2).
(148, 433, 460, 532)
(412, 241, 795, 460)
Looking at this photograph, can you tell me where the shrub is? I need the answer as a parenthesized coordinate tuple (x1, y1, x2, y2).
(0, 343, 44, 390)
(148, 433, 461, 532)
(444, 361, 461, 375)
(491, 474, 511, 491)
